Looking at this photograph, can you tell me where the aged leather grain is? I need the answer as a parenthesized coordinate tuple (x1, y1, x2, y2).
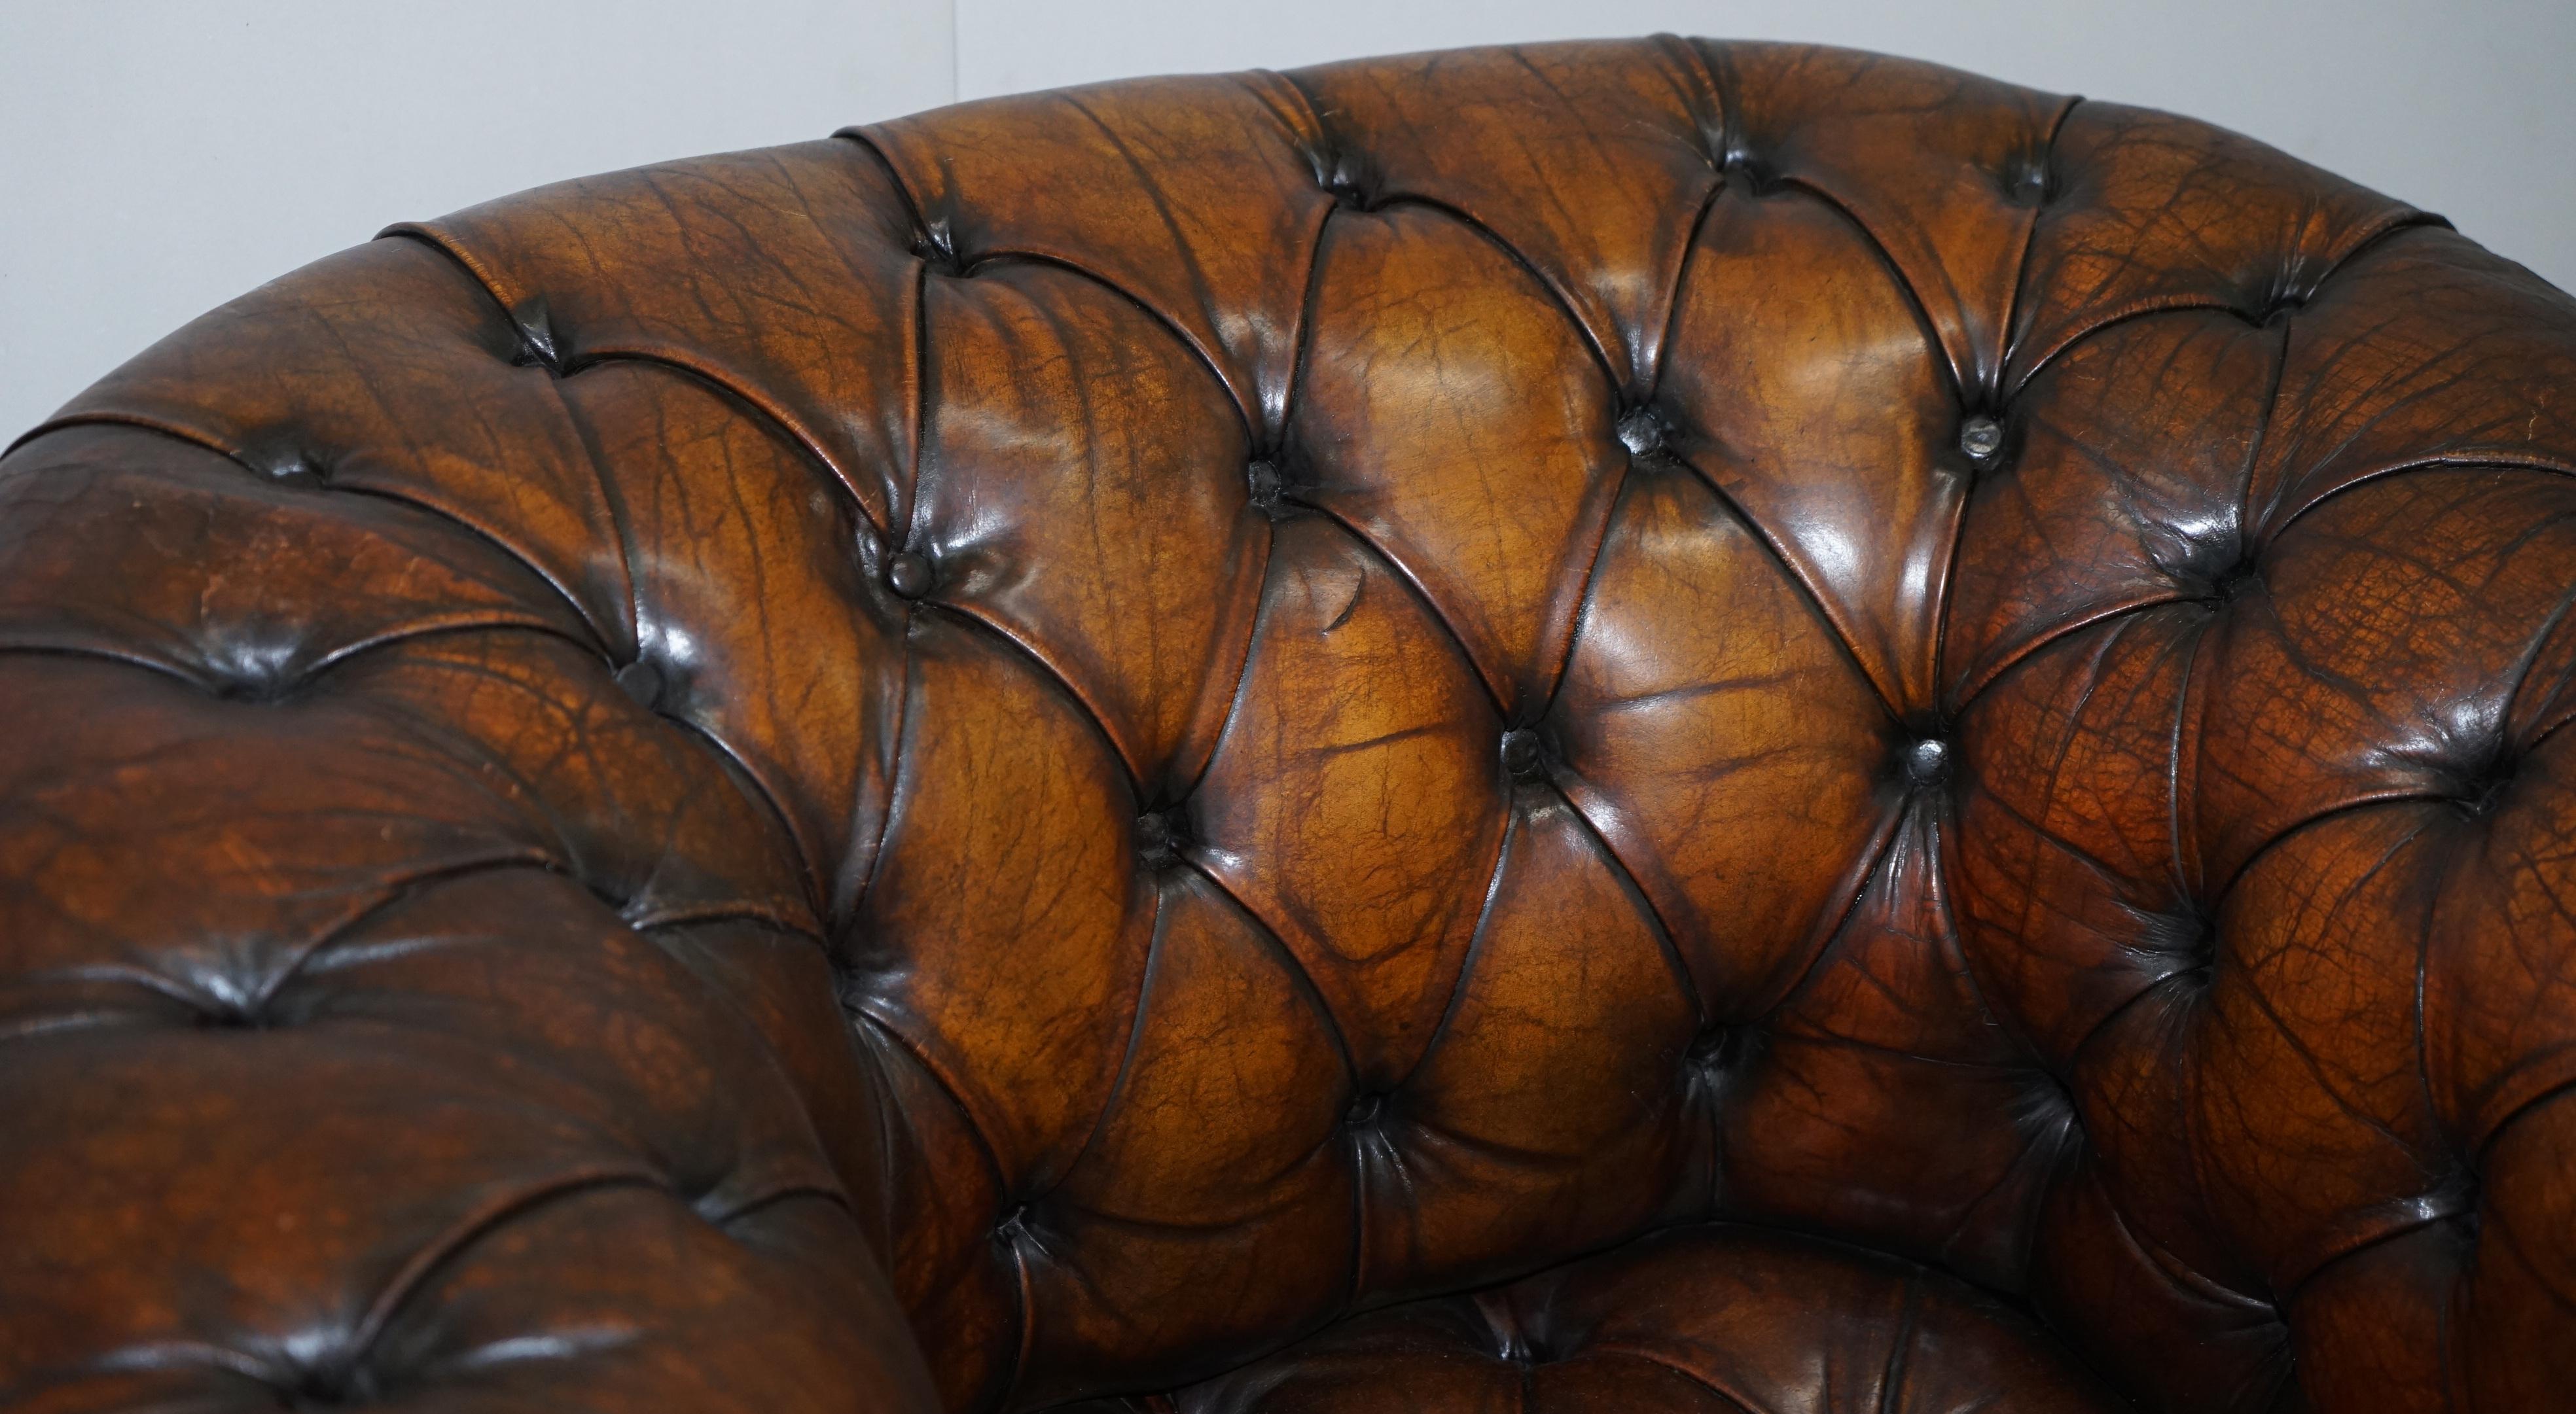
(3, 35, 2571, 1414)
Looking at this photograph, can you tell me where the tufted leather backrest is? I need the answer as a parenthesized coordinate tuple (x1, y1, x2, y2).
(6, 35, 2576, 1414)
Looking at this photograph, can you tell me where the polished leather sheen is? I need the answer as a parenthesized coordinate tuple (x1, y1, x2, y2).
(3, 35, 2573, 1413)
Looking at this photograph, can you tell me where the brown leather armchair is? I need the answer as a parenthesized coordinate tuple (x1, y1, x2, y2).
(4, 35, 2572, 1413)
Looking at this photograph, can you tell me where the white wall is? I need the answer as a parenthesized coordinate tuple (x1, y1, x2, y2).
(7, 1, 2570, 441)
(0, 1, 954, 442)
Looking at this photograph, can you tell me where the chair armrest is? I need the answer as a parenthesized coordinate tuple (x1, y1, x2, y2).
(0, 421, 939, 1411)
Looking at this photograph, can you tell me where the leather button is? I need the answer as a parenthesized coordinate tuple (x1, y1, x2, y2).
(1500, 728, 1545, 779)
(1905, 737, 1950, 786)
(278, 1369, 361, 1409)
(2458, 752, 2520, 817)
(2205, 556, 2261, 604)
(613, 659, 666, 711)
(207, 654, 298, 703)
(1958, 415, 2005, 461)
(193, 999, 265, 1030)
(1136, 806, 1190, 868)
(1345, 1091, 1389, 1127)
(1615, 407, 1667, 457)
(886, 551, 934, 599)
(1687, 1025, 1745, 1072)
(1723, 154, 1779, 196)
(1246, 459, 1283, 507)
(911, 233, 966, 275)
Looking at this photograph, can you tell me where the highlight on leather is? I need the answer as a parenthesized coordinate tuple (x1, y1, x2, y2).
(4, 34, 2572, 1414)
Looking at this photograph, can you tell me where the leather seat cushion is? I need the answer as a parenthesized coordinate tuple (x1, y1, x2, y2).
(1165, 1224, 2124, 1413)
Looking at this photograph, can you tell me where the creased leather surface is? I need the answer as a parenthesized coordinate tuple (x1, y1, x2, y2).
(3, 35, 2573, 1414)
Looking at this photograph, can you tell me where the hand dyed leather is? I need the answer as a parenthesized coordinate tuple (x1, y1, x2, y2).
(5, 34, 2573, 1414)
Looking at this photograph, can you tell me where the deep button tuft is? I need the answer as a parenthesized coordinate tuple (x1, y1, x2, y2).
(279, 1361, 370, 1410)
(2202, 555, 2263, 605)
(2006, 158, 2053, 206)
(500, 303, 565, 372)
(266, 455, 328, 488)
(206, 648, 301, 704)
(1345, 1091, 1391, 1127)
(1322, 159, 1374, 210)
(508, 330, 563, 374)
(1492, 1324, 1543, 1366)
(1500, 728, 1547, 780)
(1723, 154, 1780, 196)
(2431, 1167, 2482, 1224)
(211, 673, 295, 705)
(910, 231, 967, 276)
(886, 550, 935, 599)
(1904, 737, 1951, 788)
(613, 658, 667, 711)
(193, 999, 266, 1031)
(1246, 457, 1286, 513)
(1687, 1023, 1752, 1075)
(2012, 1072, 2083, 1138)
(829, 958, 879, 1019)
(1136, 805, 1192, 868)
(581, 877, 635, 919)
(675, 1166, 734, 1218)
(1615, 406, 1669, 458)
(2134, 905, 2219, 981)
(2183, 910, 2220, 972)
(1958, 414, 2006, 463)
(993, 1204, 1033, 1246)
(2456, 750, 2521, 818)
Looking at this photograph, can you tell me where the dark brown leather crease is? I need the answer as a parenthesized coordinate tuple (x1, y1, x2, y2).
(2, 35, 2571, 1414)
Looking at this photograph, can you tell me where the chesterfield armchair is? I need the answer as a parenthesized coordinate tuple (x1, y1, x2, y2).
(6, 35, 2575, 1413)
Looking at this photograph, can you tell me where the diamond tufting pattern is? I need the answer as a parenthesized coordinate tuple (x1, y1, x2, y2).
(3, 35, 2575, 1414)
